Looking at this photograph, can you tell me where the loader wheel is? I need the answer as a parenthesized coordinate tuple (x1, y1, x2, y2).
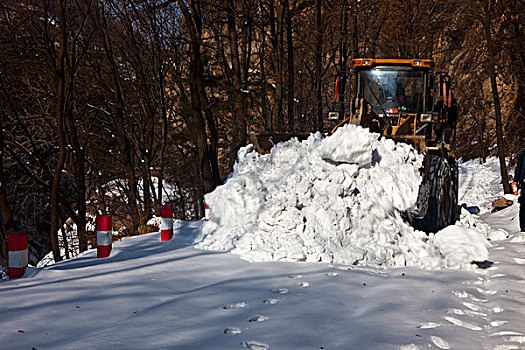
(411, 155, 451, 233)
(448, 157, 459, 226)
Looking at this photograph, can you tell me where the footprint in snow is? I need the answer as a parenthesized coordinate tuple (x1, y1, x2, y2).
(477, 287, 498, 295)
(241, 341, 269, 350)
(442, 316, 483, 331)
(513, 257, 525, 265)
(224, 327, 241, 334)
(263, 298, 282, 305)
(490, 320, 508, 327)
(490, 344, 524, 350)
(248, 315, 268, 322)
(505, 335, 525, 344)
(272, 288, 288, 294)
(455, 290, 488, 303)
(446, 308, 487, 318)
(334, 266, 353, 271)
(430, 335, 450, 349)
(466, 309, 489, 317)
(490, 331, 524, 337)
(493, 306, 504, 313)
(469, 295, 488, 303)
(397, 345, 420, 350)
(463, 301, 485, 312)
(447, 308, 466, 316)
(223, 302, 247, 309)
(417, 322, 440, 329)
(324, 272, 338, 277)
(297, 282, 310, 288)
(453, 290, 470, 298)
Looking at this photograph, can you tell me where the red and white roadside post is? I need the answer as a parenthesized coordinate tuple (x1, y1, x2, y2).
(96, 215, 112, 258)
(160, 205, 174, 241)
(512, 182, 519, 196)
(8, 232, 28, 279)
(204, 202, 210, 221)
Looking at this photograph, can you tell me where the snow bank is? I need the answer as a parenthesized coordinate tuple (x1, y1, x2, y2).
(432, 226, 490, 269)
(457, 207, 509, 241)
(197, 125, 484, 269)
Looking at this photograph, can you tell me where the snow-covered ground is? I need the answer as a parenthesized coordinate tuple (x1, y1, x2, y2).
(1, 139, 525, 349)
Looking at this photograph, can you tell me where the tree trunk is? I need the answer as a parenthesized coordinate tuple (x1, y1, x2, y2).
(178, 0, 222, 197)
(74, 147, 87, 252)
(141, 167, 152, 233)
(353, 0, 359, 58)
(314, 0, 323, 131)
(483, 0, 511, 193)
(338, 0, 349, 116)
(86, 1, 140, 230)
(226, 2, 247, 170)
(59, 217, 70, 260)
(50, 0, 68, 263)
(158, 72, 168, 212)
(114, 80, 140, 231)
(271, 1, 287, 132)
(65, 97, 87, 253)
(286, 2, 294, 131)
(259, 14, 270, 131)
(92, 2, 141, 231)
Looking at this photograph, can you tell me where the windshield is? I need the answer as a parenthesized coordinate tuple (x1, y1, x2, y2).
(358, 68, 425, 113)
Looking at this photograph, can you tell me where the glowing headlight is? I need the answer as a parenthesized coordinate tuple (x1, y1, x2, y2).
(420, 113, 432, 122)
(328, 112, 340, 120)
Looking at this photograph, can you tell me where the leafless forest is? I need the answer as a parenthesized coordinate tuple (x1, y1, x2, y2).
(0, 0, 523, 267)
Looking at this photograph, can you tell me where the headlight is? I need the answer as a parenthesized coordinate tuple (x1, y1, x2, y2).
(328, 112, 339, 120)
(420, 113, 432, 122)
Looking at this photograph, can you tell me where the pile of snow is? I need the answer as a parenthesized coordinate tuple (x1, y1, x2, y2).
(457, 207, 509, 241)
(432, 225, 490, 269)
(197, 125, 489, 269)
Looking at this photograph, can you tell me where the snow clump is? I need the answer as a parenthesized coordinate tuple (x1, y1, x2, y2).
(197, 124, 486, 269)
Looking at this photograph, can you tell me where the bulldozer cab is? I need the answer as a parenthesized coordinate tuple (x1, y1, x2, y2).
(327, 58, 457, 154)
(358, 67, 427, 114)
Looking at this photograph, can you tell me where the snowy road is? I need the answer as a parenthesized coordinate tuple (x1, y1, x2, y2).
(1, 159, 524, 350)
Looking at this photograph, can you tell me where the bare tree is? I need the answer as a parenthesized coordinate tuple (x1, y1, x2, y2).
(481, 0, 511, 193)
(177, 0, 222, 196)
(49, 0, 69, 262)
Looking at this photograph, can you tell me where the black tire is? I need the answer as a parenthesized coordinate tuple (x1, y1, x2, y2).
(448, 157, 459, 226)
(411, 155, 451, 233)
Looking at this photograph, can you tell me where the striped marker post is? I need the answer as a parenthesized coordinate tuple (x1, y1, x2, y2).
(96, 215, 112, 258)
(8, 232, 28, 279)
(160, 205, 173, 241)
(204, 202, 210, 221)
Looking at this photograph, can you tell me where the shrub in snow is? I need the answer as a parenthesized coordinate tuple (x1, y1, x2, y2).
(198, 125, 487, 269)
